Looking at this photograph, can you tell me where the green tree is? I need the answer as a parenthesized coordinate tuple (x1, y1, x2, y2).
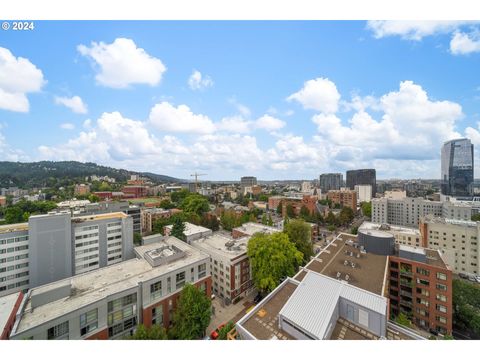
(267, 214, 273, 226)
(160, 199, 175, 209)
(88, 194, 100, 203)
(276, 202, 283, 214)
(351, 226, 358, 235)
(261, 213, 267, 225)
(361, 201, 372, 218)
(220, 210, 238, 231)
(247, 232, 303, 294)
(170, 189, 190, 205)
(98, 181, 112, 191)
(284, 219, 314, 265)
(326, 211, 336, 225)
(133, 232, 142, 246)
(327, 224, 336, 232)
(5, 206, 24, 224)
(217, 321, 235, 340)
(395, 312, 412, 328)
(152, 217, 172, 235)
(200, 213, 220, 231)
(171, 216, 186, 241)
(286, 203, 295, 218)
(338, 207, 354, 225)
(453, 279, 480, 336)
(299, 206, 310, 220)
(127, 324, 168, 340)
(170, 283, 212, 339)
(181, 194, 210, 216)
(472, 213, 480, 222)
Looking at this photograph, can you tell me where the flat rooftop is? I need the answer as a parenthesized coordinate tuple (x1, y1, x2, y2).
(191, 233, 249, 259)
(241, 281, 297, 340)
(233, 222, 280, 236)
(0, 292, 21, 334)
(423, 215, 478, 227)
(330, 318, 377, 340)
(394, 245, 448, 269)
(165, 222, 211, 236)
(303, 233, 388, 296)
(73, 211, 128, 221)
(0, 222, 28, 235)
(359, 222, 421, 235)
(13, 236, 209, 334)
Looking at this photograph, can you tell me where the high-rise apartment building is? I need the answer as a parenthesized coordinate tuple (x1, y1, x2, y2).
(441, 138, 474, 197)
(240, 176, 257, 189)
(0, 212, 134, 298)
(420, 215, 480, 275)
(319, 173, 343, 192)
(355, 184, 372, 203)
(346, 169, 376, 196)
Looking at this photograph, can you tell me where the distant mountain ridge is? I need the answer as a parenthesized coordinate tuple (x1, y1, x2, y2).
(0, 161, 183, 188)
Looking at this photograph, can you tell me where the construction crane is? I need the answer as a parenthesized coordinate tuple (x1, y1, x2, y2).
(190, 172, 207, 193)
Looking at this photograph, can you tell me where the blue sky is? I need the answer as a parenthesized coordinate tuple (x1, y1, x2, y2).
(1, 20, 480, 180)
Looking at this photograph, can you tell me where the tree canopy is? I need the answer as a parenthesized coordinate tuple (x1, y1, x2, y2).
(127, 324, 168, 340)
(247, 232, 303, 294)
(453, 279, 480, 337)
(283, 219, 314, 264)
(180, 194, 210, 216)
(170, 216, 186, 241)
(361, 202, 372, 218)
(171, 283, 212, 339)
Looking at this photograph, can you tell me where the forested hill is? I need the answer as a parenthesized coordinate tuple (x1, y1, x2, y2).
(0, 161, 182, 188)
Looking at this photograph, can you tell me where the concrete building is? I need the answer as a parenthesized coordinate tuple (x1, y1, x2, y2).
(384, 190, 407, 199)
(191, 233, 253, 304)
(327, 189, 357, 210)
(82, 201, 141, 234)
(319, 173, 343, 193)
(0, 212, 134, 298)
(346, 169, 376, 196)
(164, 222, 212, 244)
(9, 236, 211, 340)
(420, 215, 480, 275)
(441, 138, 474, 197)
(359, 222, 422, 247)
(232, 222, 280, 239)
(355, 184, 372, 203)
(240, 176, 257, 189)
(372, 197, 443, 228)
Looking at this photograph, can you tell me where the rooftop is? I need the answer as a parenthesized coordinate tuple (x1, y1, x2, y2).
(394, 244, 448, 269)
(13, 236, 208, 334)
(0, 222, 29, 235)
(422, 214, 478, 227)
(0, 292, 22, 335)
(232, 222, 280, 237)
(191, 233, 249, 259)
(72, 211, 128, 222)
(165, 222, 211, 236)
(303, 233, 388, 296)
(359, 222, 421, 236)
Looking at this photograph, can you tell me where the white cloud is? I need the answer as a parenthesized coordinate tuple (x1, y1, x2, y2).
(77, 38, 166, 88)
(188, 70, 213, 90)
(287, 78, 340, 114)
(366, 21, 478, 41)
(254, 115, 286, 131)
(83, 119, 92, 129)
(450, 31, 480, 55)
(60, 123, 75, 130)
(149, 102, 216, 134)
(0, 47, 45, 112)
(228, 97, 251, 117)
(217, 116, 252, 133)
(54, 95, 88, 114)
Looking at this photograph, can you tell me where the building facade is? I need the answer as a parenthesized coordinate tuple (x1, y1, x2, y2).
(355, 184, 372, 203)
(441, 138, 474, 197)
(319, 173, 343, 193)
(346, 169, 376, 196)
(240, 176, 257, 189)
(0, 212, 134, 298)
(420, 215, 480, 275)
(327, 190, 357, 210)
(9, 237, 211, 340)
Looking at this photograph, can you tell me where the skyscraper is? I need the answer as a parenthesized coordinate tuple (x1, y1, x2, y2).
(319, 173, 343, 192)
(441, 138, 474, 197)
(346, 169, 377, 196)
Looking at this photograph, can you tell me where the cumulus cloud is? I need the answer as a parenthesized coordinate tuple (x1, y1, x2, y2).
(216, 116, 252, 133)
(450, 31, 480, 55)
(254, 115, 286, 131)
(287, 78, 340, 113)
(60, 123, 75, 130)
(188, 70, 213, 90)
(0, 47, 45, 112)
(366, 20, 478, 40)
(149, 102, 216, 134)
(54, 95, 88, 114)
(77, 38, 166, 88)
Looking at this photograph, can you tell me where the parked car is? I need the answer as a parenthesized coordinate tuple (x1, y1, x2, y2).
(210, 324, 225, 340)
(468, 275, 477, 282)
(459, 273, 468, 279)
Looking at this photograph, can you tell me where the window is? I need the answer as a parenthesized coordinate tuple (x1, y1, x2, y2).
(152, 305, 164, 326)
(191, 267, 194, 282)
(198, 263, 207, 278)
(416, 278, 429, 286)
(80, 309, 98, 336)
(436, 294, 447, 302)
(436, 272, 447, 281)
(176, 272, 185, 289)
(150, 280, 162, 300)
(436, 304, 447, 313)
(167, 277, 171, 292)
(416, 268, 430, 276)
(47, 321, 69, 340)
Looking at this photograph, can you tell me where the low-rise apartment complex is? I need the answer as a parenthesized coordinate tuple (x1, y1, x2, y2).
(9, 236, 211, 340)
(327, 189, 357, 210)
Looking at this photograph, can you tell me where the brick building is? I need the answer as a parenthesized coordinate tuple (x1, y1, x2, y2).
(281, 195, 318, 218)
(327, 190, 357, 210)
(122, 186, 148, 199)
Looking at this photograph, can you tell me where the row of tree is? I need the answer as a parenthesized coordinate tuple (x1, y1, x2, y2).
(0, 199, 58, 224)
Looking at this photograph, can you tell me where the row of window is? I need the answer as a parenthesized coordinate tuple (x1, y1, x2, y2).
(0, 279, 29, 292)
(0, 253, 29, 263)
(0, 236, 28, 245)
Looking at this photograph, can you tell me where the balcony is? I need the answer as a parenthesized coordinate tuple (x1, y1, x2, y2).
(400, 279, 413, 287)
(400, 290, 413, 298)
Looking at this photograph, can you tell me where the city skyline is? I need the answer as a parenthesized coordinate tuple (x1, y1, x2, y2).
(1, 21, 480, 180)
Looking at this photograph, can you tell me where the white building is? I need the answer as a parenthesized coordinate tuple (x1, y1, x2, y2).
(164, 222, 212, 244)
(355, 185, 372, 203)
(358, 222, 422, 247)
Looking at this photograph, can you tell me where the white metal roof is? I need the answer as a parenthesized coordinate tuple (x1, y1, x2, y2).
(279, 271, 387, 339)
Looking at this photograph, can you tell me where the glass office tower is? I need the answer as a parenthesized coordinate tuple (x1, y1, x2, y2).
(346, 169, 376, 196)
(441, 138, 474, 197)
